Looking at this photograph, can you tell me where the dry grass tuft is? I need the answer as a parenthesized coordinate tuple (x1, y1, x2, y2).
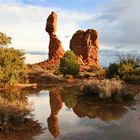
(82, 79, 135, 101)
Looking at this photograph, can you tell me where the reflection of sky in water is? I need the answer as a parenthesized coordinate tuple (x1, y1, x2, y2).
(28, 89, 140, 140)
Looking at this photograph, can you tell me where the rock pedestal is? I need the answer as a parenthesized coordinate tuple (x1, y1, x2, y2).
(38, 11, 64, 69)
(46, 11, 64, 61)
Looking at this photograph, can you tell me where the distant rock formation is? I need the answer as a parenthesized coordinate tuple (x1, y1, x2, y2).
(45, 11, 64, 61)
(70, 29, 99, 70)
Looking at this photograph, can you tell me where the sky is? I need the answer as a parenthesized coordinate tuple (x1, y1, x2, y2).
(0, 0, 140, 66)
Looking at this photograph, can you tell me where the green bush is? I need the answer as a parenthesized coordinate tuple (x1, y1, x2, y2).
(118, 63, 134, 77)
(59, 51, 80, 77)
(118, 54, 140, 68)
(0, 32, 28, 87)
(0, 47, 28, 87)
(0, 32, 11, 48)
(107, 54, 140, 84)
(107, 63, 119, 78)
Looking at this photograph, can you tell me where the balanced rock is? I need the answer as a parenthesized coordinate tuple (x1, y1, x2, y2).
(45, 11, 64, 66)
(45, 11, 57, 35)
(70, 29, 99, 70)
(48, 35, 64, 60)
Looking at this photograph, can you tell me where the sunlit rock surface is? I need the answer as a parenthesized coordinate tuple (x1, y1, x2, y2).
(70, 29, 100, 70)
(39, 11, 64, 69)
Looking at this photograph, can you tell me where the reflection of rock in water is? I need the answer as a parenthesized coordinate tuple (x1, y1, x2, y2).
(48, 115, 59, 138)
(73, 100, 127, 122)
(47, 87, 62, 137)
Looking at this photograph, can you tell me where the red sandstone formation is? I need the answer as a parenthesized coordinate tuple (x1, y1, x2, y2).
(70, 29, 99, 70)
(38, 12, 100, 71)
(45, 11, 57, 35)
(38, 11, 64, 69)
(46, 12, 64, 62)
(48, 35, 64, 60)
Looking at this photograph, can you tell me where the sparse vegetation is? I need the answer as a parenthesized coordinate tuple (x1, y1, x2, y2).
(82, 79, 135, 102)
(59, 51, 80, 77)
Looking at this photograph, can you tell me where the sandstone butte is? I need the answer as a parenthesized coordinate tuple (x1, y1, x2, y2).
(38, 11, 100, 71)
(70, 29, 99, 71)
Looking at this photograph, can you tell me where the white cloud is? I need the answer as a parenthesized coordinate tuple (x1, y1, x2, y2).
(0, 2, 92, 63)
(91, 0, 140, 46)
(1, 1, 139, 66)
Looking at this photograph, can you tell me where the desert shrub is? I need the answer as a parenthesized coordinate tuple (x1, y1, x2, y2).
(107, 63, 120, 78)
(133, 67, 140, 75)
(122, 91, 135, 101)
(122, 75, 140, 84)
(82, 84, 99, 96)
(82, 79, 135, 101)
(0, 47, 28, 86)
(0, 32, 11, 48)
(0, 33, 28, 87)
(59, 51, 80, 77)
(118, 54, 140, 68)
(118, 63, 134, 77)
(0, 88, 29, 102)
(107, 54, 140, 83)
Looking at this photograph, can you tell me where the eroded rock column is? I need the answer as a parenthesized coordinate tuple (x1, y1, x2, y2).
(45, 11, 64, 61)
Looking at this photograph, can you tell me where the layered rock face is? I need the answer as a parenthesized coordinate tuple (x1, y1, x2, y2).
(70, 29, 99, 70)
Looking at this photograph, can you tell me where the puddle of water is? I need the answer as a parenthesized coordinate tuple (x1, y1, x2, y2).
(27, 86, 140, 140)
(0, 85, 140, 140)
